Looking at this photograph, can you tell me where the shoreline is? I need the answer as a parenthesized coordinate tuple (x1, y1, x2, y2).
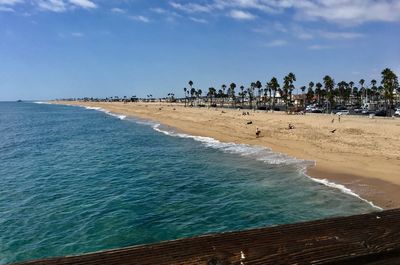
(52, 101, 400, 209)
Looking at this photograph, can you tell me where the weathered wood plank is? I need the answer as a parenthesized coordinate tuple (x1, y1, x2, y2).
(13, 209, 400, 265)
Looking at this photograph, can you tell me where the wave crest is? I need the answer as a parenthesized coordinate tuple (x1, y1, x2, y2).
(83, 106, 126, 120)
(152, 124, 310, 167)
(152, 123, 382, 210)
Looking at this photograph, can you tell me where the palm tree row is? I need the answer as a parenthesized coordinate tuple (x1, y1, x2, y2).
(184, 68, 399, 115)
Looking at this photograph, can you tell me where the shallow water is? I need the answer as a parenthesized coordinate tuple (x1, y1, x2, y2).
(0, 102, 377, 264)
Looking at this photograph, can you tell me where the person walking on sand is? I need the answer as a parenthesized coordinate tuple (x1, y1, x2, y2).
(256, 127, 261, 138)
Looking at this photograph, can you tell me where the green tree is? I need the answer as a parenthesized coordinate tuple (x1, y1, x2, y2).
(229, 83, 236, 107)
(239, 85, 245, 107)
(323, 75, 335, 111)
(268, 77, 280, 110)
(188, 80, 194, 105)
(255, 80, 262, 107)
(359, 79, 365, 104)
(381, 68, 399, 115)
(221, 84, 227, 107)
(300, 86, 306, 108)
(208, 87, 216, 106)
(183, 87, 187, 107)
(287, 73, 296, 107)
(315, 82, 323, 106)
(370, 79, 378, 102)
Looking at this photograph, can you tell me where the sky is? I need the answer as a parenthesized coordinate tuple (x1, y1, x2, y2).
(1, 0, 400, 100)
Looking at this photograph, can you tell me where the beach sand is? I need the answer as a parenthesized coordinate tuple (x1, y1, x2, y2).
(56, 101, 400, 209)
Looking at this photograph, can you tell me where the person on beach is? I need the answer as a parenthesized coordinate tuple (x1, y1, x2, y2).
(256, 127, 261, 138)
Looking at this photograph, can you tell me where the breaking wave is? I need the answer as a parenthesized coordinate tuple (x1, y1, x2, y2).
(83, 106, 126, 120)
(152, 123, 382, 210)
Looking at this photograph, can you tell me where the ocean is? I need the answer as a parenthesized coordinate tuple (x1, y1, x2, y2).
(0, 102, 378, 264)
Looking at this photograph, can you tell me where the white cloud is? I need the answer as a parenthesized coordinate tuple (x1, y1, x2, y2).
(319, 31, 364, 39)
(150, 7, 166, 14)
(0, 0, 23, 5)
(0, 6, 14, 11)
(130, 15, 150, 23)
(295, 0, 400, 25)
(182, 0, 400, 25)
(190, 17, 208, 24)
(71, 32, 84, 37)
(253, 21, 365, 42)
(69, 0, 96, 9)
(35, 0, 96, 12)
(37, 0, 66, 12)
(291, 25, 313, 39)
(308, 44, 332, 50)
(265, 39, 287, 47)
(213, 0, 278, 13)
(111, 7, 125, 13)
(229, 9, 256, 20)
(170, 2, 212, 13)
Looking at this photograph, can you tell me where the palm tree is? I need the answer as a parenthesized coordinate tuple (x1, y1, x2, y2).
(240, 85, 245, 107)
(268, 77, 280, 110)
(300, 86, 306, 108)
(255, 80, 262, 107)
(370, 79, 378, 102)
(188, 80, 194, 106)
(323, 75, 335, 112)
(306, 82, 314, 105)
(359, 79, 365, 104)
(381, 68, 398, 115)
(190, 87, 196, 105)
(337, 81, 348, 106)
(282, 75, 290, 110)
(348, 81, 354, 105)
(282, 73, 296, 110)
(183, 87, 187, 107)
(315, 82, 322, 106)
(265, 82, 272, 109)
(221, 84, 227, 107)
(196, 89, 202, 105)
(306, 84, 315, 105)
(352, 86, 360, 105)
(208, 87, 216, 106)
(229, 83, 236, 107)
(288, 72, 296, 104)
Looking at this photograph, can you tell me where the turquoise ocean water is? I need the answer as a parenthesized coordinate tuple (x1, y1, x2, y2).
(0, 102, 378, 264)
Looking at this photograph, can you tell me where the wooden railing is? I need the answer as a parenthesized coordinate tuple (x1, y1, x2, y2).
(14, 209, 400, 265)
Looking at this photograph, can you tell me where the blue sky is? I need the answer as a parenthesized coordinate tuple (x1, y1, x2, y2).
(1, 0, 399, 100)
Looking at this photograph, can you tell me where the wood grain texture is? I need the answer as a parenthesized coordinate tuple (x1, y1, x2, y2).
(14, 209, 400, 265)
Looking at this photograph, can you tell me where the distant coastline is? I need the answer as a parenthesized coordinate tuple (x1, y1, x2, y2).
(52, 101, 400, 209)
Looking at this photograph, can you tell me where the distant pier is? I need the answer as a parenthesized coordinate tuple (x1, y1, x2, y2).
(14, 209, 400, 265)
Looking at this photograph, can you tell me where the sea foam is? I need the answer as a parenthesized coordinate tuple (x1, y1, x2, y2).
(33, 101, 51, 105)
(152, 123, 382, 210)
(307, 177, 382, 210)
(152, 123, 311, 166)
(83, 106, 126, 120)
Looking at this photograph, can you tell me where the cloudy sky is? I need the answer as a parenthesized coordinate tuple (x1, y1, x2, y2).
(1, 0, 399, 100)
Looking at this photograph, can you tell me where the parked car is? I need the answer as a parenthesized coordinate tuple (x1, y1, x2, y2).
(333, 106, 348, 114)
(311, 108, 324, 113)
(361, 109, 371, 115)
(374, 110, 387, 117)
(395, 108, 400, 117)
(337, 110, 349, 115)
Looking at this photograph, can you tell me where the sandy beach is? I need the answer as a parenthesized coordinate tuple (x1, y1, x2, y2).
(56, 101, 400, 209)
